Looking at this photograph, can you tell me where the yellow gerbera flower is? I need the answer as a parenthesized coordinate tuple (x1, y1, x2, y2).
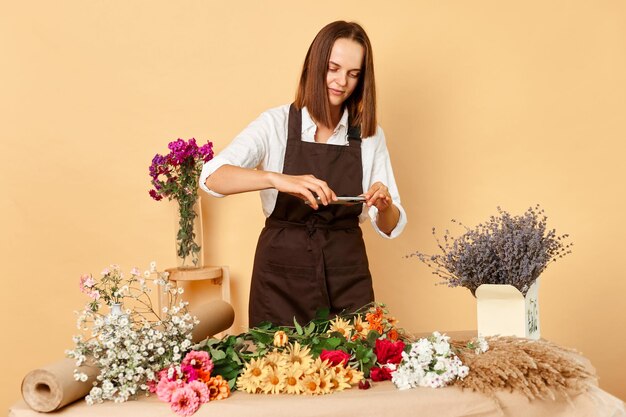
(342, 365, 364, 385)
(261, 366, 285, 394)
(327, 317, 354, 338)
(264, 349, 288, 370)
(301, 372, 323, 395)
(283, 366, 305, 395)
(311, 357, 330, 373)
(286, 341, 313, 369)
(329, 366, 352, 392)
(352, 314, 370, 340)
(237, 357, 268, 393)
(316, 367, 333, 395)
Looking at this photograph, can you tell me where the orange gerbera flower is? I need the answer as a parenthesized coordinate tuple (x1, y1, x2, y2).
(207, 375, 230, 401)
(366, 307, 384, 333)
(388, 328, 399, 341)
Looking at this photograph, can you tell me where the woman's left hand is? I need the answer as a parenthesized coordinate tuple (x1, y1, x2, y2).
(363, 181, 392, 212)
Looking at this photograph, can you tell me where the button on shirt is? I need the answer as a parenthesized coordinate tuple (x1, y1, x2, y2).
(199, 104, 407, 239)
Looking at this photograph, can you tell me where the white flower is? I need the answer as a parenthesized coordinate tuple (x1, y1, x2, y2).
(393, 332, 468, 391)
(150, 261, 157, 272)
(432, 340, 450, 356)
(477, 337, 489, 353)
(70, 262, 197, 404)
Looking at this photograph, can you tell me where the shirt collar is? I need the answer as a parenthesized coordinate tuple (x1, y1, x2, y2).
(301, 106, 349, 134)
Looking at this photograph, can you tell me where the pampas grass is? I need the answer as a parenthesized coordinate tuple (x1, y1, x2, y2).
(451, 337, 596, 400)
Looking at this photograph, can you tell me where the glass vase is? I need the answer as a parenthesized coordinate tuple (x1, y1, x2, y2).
(174, 195, 203, 269)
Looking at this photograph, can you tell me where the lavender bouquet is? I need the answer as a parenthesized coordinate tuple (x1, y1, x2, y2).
(149, 138, 213, 268)
(409, 205, 572, 296)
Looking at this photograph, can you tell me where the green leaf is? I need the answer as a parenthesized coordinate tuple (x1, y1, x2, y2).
(256, 321, 273, 330)
(315, 307, 330, 320)
(294, 318, 303, 335)
(325, 337, 342, 349)
(249, 330, 273, 345)
(209, 348, 226, 361)
(305, 322, 315, 336)
(366, 330, 381, 345)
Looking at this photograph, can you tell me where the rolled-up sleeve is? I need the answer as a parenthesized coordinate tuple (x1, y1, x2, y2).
(362, 126, 407, 239)
(199, 112, 271, 197)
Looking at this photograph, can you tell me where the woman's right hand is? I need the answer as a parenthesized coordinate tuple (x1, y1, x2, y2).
(269, 173, 336, 209)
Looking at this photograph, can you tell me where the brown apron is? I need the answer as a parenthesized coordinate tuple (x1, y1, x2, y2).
(249, 104, 374, 327)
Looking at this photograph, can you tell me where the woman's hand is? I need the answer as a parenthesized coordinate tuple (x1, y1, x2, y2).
(269, 172, 336, 209)
(363, 181, 392, 212)
(363, 181, 400, 235)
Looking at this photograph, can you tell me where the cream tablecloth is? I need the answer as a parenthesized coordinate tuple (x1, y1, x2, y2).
(9, 381, 626, 417)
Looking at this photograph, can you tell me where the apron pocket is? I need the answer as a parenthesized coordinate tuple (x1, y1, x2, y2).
(258, 261, 326, 325)
(325, 264, 374, 313)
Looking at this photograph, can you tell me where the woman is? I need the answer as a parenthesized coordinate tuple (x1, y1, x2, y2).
(200, 21, 407, 327)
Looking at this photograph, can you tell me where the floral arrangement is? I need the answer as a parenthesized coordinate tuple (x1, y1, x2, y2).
(197, 303, 404, 393)
(67, 263, 198, 403)
(409, 205, 573, 295)
(151, 350, 230, 415)
(149, 138, 214, 268)
(194, 304, 485, 397)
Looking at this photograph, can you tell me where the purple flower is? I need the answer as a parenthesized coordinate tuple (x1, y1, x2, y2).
(149, 189, 163, 201)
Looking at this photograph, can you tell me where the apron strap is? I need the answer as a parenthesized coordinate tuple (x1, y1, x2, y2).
(347, 125, 361, 147)
(287, 104, 302, 143)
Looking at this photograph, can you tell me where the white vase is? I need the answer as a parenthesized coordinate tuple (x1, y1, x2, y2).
(475, 278, 541, 339)
(109, 303, 123, 317)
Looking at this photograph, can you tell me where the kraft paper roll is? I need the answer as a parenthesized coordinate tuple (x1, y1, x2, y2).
(21, 300, 235, 412)
(189, 299, 235, 343)
(21, 359, 98, 412)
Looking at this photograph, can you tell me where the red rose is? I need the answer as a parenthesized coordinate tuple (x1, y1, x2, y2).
(375, 338, 405, 364)
(370, 366, 393, 381)
(320, 349, 351, 366)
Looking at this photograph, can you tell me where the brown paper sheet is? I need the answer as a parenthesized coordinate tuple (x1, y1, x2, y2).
(21, 299, 235, 412)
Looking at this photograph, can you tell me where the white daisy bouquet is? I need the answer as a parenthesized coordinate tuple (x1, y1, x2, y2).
(392, 332, 488, 390)
(66, 263, 198, 404)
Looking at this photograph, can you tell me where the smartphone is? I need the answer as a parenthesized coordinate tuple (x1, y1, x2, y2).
(305, 196, 366, 205)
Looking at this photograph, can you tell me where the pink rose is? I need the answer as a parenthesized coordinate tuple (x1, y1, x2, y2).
(374, 339, 405, 364)
(320, 349, 351, 366)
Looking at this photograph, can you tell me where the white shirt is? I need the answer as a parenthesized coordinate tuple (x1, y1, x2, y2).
(199, 104, 407, 239)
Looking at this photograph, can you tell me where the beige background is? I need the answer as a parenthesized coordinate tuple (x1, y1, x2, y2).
(2, 0, 625, 413)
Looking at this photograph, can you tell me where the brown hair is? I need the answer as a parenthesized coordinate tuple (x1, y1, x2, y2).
(295, 21, 377, 138)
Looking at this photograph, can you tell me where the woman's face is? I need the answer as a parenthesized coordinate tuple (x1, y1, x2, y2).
(326, 38, 364, 110)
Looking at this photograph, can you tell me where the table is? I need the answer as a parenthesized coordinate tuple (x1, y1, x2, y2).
(9, 380, 625, 417)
